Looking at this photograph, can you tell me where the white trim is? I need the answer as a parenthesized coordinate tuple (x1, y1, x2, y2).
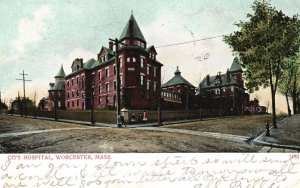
(140, 73, 145, 76)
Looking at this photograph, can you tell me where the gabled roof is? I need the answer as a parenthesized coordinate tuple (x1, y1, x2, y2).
(99, 46, 114, 56)
(146, 45, 157, 55)
(162, 66, 195, 88)
(199, 73, 238, 90)
(230, 57, 242, 73)
(119, 14, 146, 42)
(55, 65, 66, 78)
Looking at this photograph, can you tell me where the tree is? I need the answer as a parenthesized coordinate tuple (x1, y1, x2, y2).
(278, 57, 300, 116)
(224, 0, 300, 127)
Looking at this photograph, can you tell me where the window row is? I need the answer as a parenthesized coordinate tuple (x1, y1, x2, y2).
(67, 76, 85, 88)
(161, 91, 180, 100)
(140, 75, 157, 91)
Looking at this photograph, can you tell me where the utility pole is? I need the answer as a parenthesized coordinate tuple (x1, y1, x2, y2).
(16, 70, 31, 117)
(109, 38, 121, 117)
(18, 91, 23, 117)
(90, 74, 95, 124)
(217, 71, 222, 118)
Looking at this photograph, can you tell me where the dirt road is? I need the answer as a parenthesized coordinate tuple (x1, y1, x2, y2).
(0, 115, 261, 153)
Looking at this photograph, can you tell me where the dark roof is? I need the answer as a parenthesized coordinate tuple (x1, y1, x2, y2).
(83, 58, 97, 69)
(162, 66, 195, 88)
(119, 14, 146, 42)
(146, 45, 157, 54)
(55, 65, 66, 78)
(199, 73, 238, 90)
(99, 46, 114, 56)
(49, 81, 65, 91)
(230, 57, 242, 72)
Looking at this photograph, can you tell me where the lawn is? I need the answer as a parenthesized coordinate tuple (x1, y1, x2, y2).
(163, 115, 280, 137)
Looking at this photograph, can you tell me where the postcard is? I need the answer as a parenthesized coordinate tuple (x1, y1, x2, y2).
(0, 0, 299, 187)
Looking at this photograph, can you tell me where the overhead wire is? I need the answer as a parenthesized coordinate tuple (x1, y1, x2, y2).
(155, 35, 226, 48)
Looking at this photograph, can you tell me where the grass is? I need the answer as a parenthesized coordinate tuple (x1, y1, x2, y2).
(164, 115, 279, 137)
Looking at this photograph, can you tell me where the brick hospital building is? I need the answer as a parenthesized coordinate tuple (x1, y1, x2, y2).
(64, 14, 163, 110)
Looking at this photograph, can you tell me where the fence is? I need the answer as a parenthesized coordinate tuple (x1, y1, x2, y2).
(8, 108, 220, 124)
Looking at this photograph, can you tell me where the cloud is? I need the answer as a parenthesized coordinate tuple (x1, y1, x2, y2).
(14, 5, 54, 52)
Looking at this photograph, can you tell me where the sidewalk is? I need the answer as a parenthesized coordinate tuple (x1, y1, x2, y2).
(253, 114, 300, 151)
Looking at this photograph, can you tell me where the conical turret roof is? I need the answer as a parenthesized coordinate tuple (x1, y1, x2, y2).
(55, 65, 66, 78)
(230, 57, 242, 73)
(119, 14, 146, 42)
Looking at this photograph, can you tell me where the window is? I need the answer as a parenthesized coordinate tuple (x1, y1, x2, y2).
(58, 101, 61, 107)
(101, 56, 104, 62)
(154, 83, 157, 91)
(77, 99, 79, 106)
(98, 71, 101, 80)
(105, 67, 109, 77)
(98, 84, 102, 93)
(67, 81, 70, 87)
(99, 97, 101, 105)
(82, 92, 85, 99)
(113, 65, 116, 75)
(106, 82, 109, 92)
(120, 75, 122, 86)
(140, 56, 145, 68)
(67, 92, 70, 98)
(106, 95, 109, 104)
(76, 90, 79, 96)
(127, 57, 130, 63)
(71, 79, 74, 86)
(140, 75, 144, 85)
(147, 81, 150, 90)
(82, 77, 84, 88)
(231, 86, 234, 92)
(76, 77, 79, 84)
(72, 101, 74, 107)
(154, 67, 157, 78)
(133, 57, 136, 62)
(114, 80, 117, 91)
(72, 91, 74, 98)
(119, 56, 123, 68)
(147, 65, 150, 75)
(67, 102, 70, 108)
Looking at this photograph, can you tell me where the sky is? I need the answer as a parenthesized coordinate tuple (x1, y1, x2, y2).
(1, 0, 300, 113)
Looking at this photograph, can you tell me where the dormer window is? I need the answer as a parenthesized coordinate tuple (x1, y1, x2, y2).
(101, 56, 104, 62)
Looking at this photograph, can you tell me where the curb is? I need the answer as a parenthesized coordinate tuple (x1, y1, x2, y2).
(252, 116, 300, 151)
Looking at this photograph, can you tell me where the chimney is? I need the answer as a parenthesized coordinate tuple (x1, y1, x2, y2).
(80, 58, 83, 67)
(226, 69, 230, 82)
(206, 75, 210, 86)
(109, 41, 113, 50)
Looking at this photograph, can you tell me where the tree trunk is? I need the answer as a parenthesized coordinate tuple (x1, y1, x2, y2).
(285, 93, 291, 116)
(270, 85, 277, 128)
(292, 74, 298, 114)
